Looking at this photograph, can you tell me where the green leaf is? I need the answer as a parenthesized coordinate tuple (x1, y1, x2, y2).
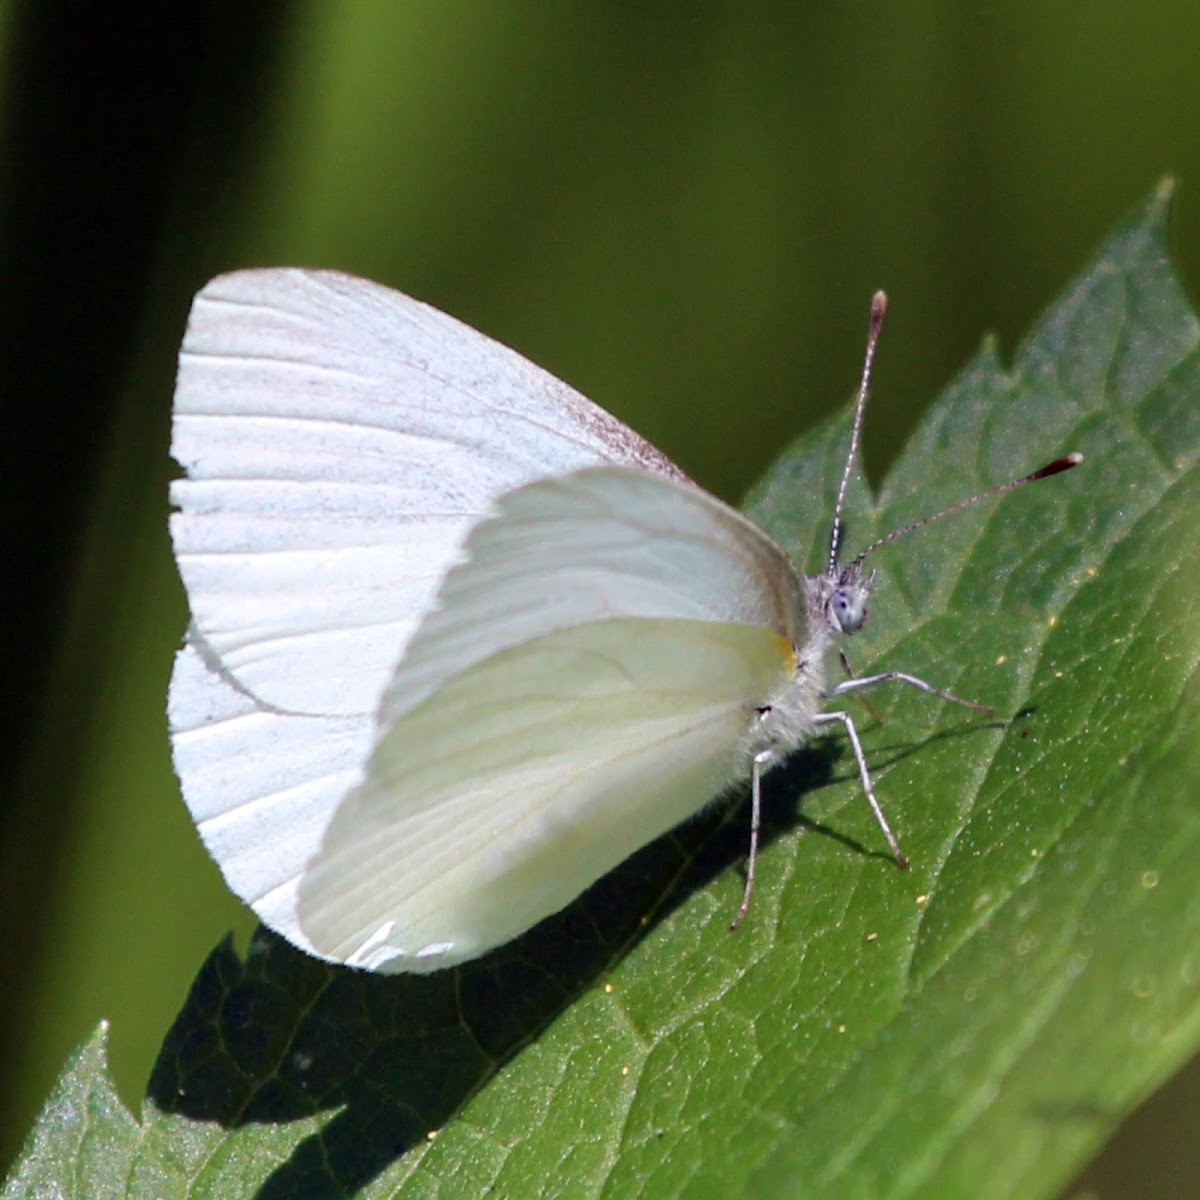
(2, 1024, 142, 1199)
(7, 183, 1198, 1200)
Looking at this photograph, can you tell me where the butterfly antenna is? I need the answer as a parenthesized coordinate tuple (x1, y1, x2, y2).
(850, 451, 1084, 569)
(829, 291, 888, 573)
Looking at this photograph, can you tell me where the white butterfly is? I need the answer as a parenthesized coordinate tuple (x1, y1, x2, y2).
(168, 271, 1080, 972)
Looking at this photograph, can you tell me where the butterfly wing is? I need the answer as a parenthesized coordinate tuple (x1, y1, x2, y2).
(296, 466, 808, 970)
(298, 617, 796, 972)
(377, 465, 809, 724)
(170, 269, 683, 720)
(167, 644, 371, 937)
(169, 271, 685, 940)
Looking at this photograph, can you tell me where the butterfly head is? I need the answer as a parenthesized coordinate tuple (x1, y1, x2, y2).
(807, 560, 876, 638)
(828, 562, 875, 634)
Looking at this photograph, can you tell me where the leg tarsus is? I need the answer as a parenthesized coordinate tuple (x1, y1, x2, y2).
(731, 750, 773, 930)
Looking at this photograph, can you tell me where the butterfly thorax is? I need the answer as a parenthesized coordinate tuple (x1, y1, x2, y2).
(744, 559, 879, 771)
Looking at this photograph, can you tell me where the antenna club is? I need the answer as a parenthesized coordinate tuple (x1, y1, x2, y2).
(1033, 451, 1084, 479)
(870, 291, 888, 328)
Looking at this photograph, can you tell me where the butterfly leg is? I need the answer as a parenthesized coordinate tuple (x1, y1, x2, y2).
(837, 649, 884, 724)
(731, 748, 776, 931)
(830, 670, 994, 714)
(813, 710, 908, 868)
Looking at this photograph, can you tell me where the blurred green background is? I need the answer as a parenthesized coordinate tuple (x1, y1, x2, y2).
(1, 3, 1198, 1192)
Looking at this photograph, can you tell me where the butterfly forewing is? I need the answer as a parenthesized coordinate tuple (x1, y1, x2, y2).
(170, 269, 680, 720)
(168, 641, 371, 938)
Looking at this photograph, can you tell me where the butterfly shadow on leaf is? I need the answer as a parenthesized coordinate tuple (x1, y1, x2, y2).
(138, 753, 825, 1194)
(143, 820, 772, 1194)
(143, 712, 1006, 1197)
(145, 916, 636, 1197)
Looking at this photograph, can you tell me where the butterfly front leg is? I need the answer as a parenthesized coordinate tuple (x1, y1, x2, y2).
(818, 664, 996, 870)
(829, 670, 994, 714)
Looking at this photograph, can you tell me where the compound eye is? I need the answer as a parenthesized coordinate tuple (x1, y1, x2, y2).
(831, 588, 866, 633)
